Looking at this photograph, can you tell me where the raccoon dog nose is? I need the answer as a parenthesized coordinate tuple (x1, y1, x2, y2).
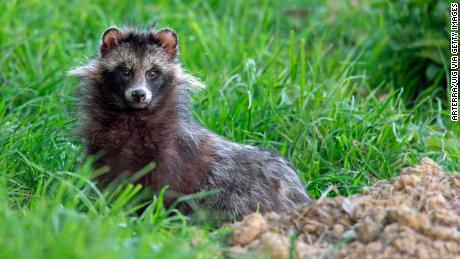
(132, 89, 146, 102)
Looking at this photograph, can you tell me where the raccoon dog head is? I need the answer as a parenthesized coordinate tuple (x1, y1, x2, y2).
(71, 26, 204, 111)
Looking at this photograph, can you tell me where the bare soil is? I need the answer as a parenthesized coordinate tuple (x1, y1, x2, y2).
(227, 158, 460, 258)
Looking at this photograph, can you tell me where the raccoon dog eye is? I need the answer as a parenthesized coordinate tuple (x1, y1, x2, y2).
(120, 68, 132, 78)
(146, 70, 159, 80)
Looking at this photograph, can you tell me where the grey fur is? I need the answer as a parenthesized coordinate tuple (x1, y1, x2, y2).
(203, 134, 310, 220)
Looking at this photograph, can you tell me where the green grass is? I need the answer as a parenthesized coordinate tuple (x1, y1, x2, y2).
(0, 0, 457, 258)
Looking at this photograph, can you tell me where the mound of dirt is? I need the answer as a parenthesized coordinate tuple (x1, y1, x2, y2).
(227, 158, 460, 258)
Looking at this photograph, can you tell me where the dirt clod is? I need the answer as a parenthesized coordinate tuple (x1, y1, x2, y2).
(227, 213, 268, 246)
(226, 158, 460, 258)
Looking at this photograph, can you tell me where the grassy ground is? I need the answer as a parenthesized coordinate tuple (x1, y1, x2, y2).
(0, 0, 457, 258)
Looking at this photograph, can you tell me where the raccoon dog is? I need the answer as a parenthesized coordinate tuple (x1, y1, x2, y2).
(71, 25, 310, 222)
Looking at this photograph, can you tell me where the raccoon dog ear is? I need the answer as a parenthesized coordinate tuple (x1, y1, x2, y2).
(154, 29, 178, 57)
(100, 28, 123, 56)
